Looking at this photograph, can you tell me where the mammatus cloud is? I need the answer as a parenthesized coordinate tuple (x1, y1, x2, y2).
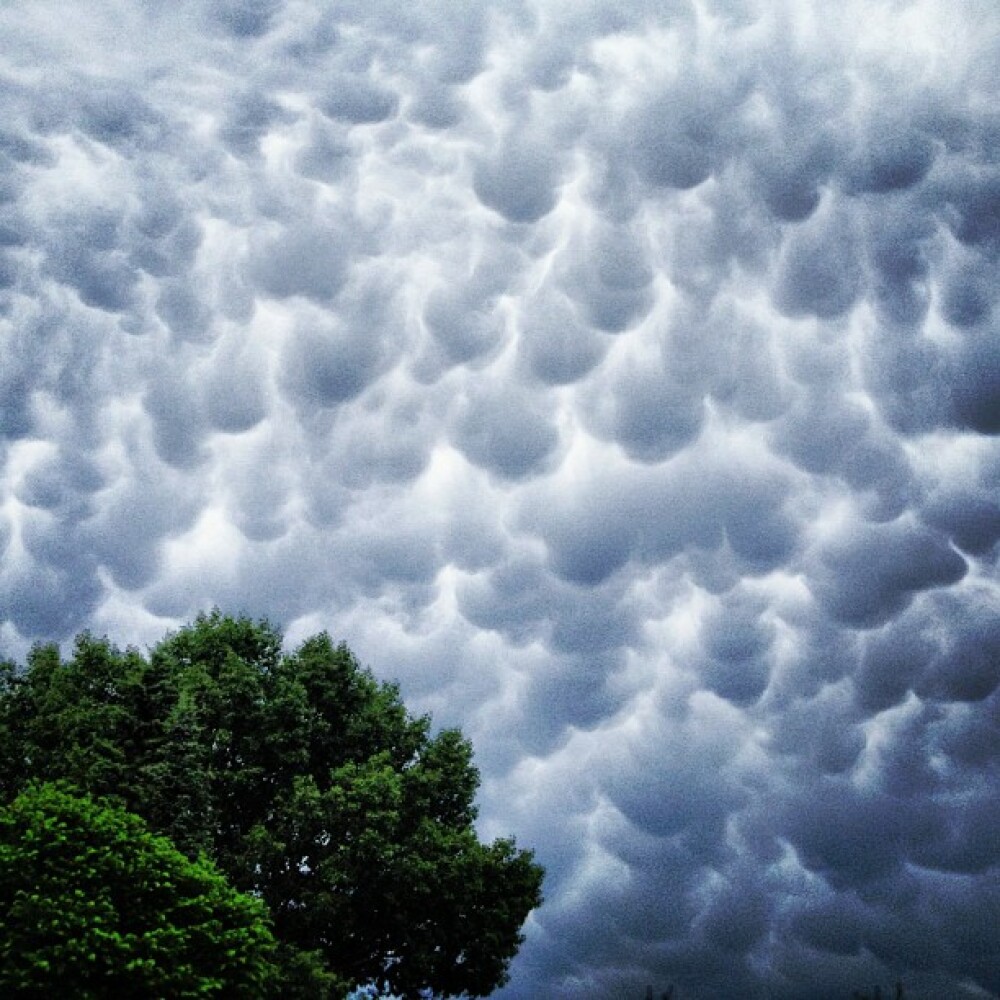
(1, 0, 998, 996)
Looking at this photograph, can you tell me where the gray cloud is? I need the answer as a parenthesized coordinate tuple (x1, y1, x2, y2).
(473, 137, 563, 224)
(773, 201, 864, 319)
(249, 219, 352, 303)
(210, 0, 285, 39)
(559, 221, 655, 333)
(809, 517, 967, 628)
(2, 1, 999, 997)
(450, 382, 560, 480)
(695, 590, 775, 705)
(514, 287, 608, 385)
(319, 74, 400, 126)
(280, 312, 381, 407)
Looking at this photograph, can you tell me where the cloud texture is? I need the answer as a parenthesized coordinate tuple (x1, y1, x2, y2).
(1, 1, 998, 996)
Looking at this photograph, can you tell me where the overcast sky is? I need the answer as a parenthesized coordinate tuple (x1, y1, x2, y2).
(1, 0, 999, 996)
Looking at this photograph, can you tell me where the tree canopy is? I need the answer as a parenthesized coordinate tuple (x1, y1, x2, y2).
(0, 612, 543, 998)
(0, 781, 277, 998)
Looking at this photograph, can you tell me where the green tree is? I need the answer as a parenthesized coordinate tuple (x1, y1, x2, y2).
(0, 612, 544, 998)
(0, 781, 277, 998)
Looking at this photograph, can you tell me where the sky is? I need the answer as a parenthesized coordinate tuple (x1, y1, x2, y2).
(0, 0, 998, 996)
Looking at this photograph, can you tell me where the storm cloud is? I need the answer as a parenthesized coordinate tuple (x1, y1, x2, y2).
(1, 1, 999, 997)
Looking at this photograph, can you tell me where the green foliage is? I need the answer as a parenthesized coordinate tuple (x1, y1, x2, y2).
(0, 611, 544, 998)
(0, 781, 277, 998)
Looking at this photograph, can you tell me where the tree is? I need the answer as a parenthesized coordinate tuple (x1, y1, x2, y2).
(0, 612, 544, 998)
(0, 781, 277, 998)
